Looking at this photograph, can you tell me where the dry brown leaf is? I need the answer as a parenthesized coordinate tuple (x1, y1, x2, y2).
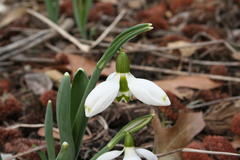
(167, 41, 197, 57)
(45, 69, 64, 86)
(152, 110, 205, 160)
(232, 52, 240, 60)
(230, 135, 240, 150)
(38, 127, 60, 140)
(65, 53, 115, 76)
(0, 7, 26, 28)
(0, 3, 8, 14)
(204, 100, 240, 134)
(155, 76, 222, 99)
(38, 127, 91, 141)
(128, 0, 146, 9)
(99, 0, 117, 4)
(231, 136, 240, 149)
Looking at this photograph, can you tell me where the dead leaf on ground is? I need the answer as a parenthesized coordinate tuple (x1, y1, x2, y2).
(128, 0, 146, 9)
(232, 52, 240, 61)
(99, 0, 117, 4)
(0, 7, 26, 28)
(24, 73, 53, 95)
(155, 76, 222, 99)
(167, 41, 198, 57)
(37, 127, 91, 141)
(204, 99, 240, 134)
(64, 53, 115, 76)
(38, 127, 60, 140)
(0, 3, 8, 14)
(45, 69, 64, 86)
(231, 136, 240, 149)
(152, 110, 205, 160)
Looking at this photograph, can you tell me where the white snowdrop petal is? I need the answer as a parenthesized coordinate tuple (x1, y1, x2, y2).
(127, 74, 170, 106)
(85, 74, 120, 117)
(123, 147, 141, 160)
(106, 72, 117, 81)
(96, 150, 123, 160)
(136, 148, 158, 160)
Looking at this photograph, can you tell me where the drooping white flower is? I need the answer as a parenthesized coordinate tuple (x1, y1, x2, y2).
(97, 133, 157, 160)
(85, 51, 171, 117)
(96, 147, 157, 160)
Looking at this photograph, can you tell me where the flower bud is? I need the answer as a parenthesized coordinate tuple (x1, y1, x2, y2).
(124, 132, 135, 147)
(116, 50, 130, 73)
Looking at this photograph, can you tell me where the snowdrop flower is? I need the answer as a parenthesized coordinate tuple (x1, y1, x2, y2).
(85, 51, 170, 117)
(97, 133, 157, 160)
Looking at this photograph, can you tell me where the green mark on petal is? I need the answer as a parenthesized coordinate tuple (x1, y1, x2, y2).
(162, 95, 167, 102)
(119, 75, 129, 92)
(85, 106, 92, 113)
(117, 75, 131, 102)
(116, 94, 130, 102)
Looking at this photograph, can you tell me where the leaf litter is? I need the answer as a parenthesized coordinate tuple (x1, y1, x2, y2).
(1, 0, 240, 159)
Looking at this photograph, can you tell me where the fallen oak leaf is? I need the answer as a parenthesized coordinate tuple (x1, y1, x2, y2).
(232, 52, 240, 61)
(0, 7, 26, 28)
(37, 127, 60, 140)
(204, 99, 240, 134)
(37, 127, 91, 141)
(167, 41, 198, 57)
(152, 110, 205, 160)
(59, 53, 115, 76)
(155, 76, 222, 99)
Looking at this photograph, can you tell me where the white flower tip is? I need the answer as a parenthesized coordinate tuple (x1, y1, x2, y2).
(161, 95, 171, 106)
(77, 68, 84, 72)
(62, 142, 69, 149)
(64, 72, 70, 77)
(0, 3, 8, 13)
(85, 105, 94, 117)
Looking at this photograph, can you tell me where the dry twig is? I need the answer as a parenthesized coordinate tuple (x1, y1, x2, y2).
(0, 18, 73, 61)
(91, 9, 126, 48)
(187, 96, 240, 109)
(131, 64, 240, 82)
(27, 9, 90, 52)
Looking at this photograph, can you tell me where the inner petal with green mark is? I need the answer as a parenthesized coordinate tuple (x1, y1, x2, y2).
(116, 74, 131, 102)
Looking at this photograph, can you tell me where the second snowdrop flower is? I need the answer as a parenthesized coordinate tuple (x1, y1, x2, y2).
(85, 51, 171, 117)
(97, 132, 158, 160)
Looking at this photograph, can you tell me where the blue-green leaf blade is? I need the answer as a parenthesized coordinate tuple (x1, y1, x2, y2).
(71, 68, 89, 124)
(56, 73, 75, 160)
(44, 101, 55, 160)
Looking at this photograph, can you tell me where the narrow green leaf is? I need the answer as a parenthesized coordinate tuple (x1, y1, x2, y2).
(90, 114, 153, 160)
(44, 101, 55, 160)
(71, 68, 89, 124)
(0, 154, 2, 160)
(56, 142, 69, 160)
(57, 73, 75, 160)
(72, 0, 92, 38)
(38, 151, 48, 160)
(44, 0, 59, 23)
(72, 23, 153, 154)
